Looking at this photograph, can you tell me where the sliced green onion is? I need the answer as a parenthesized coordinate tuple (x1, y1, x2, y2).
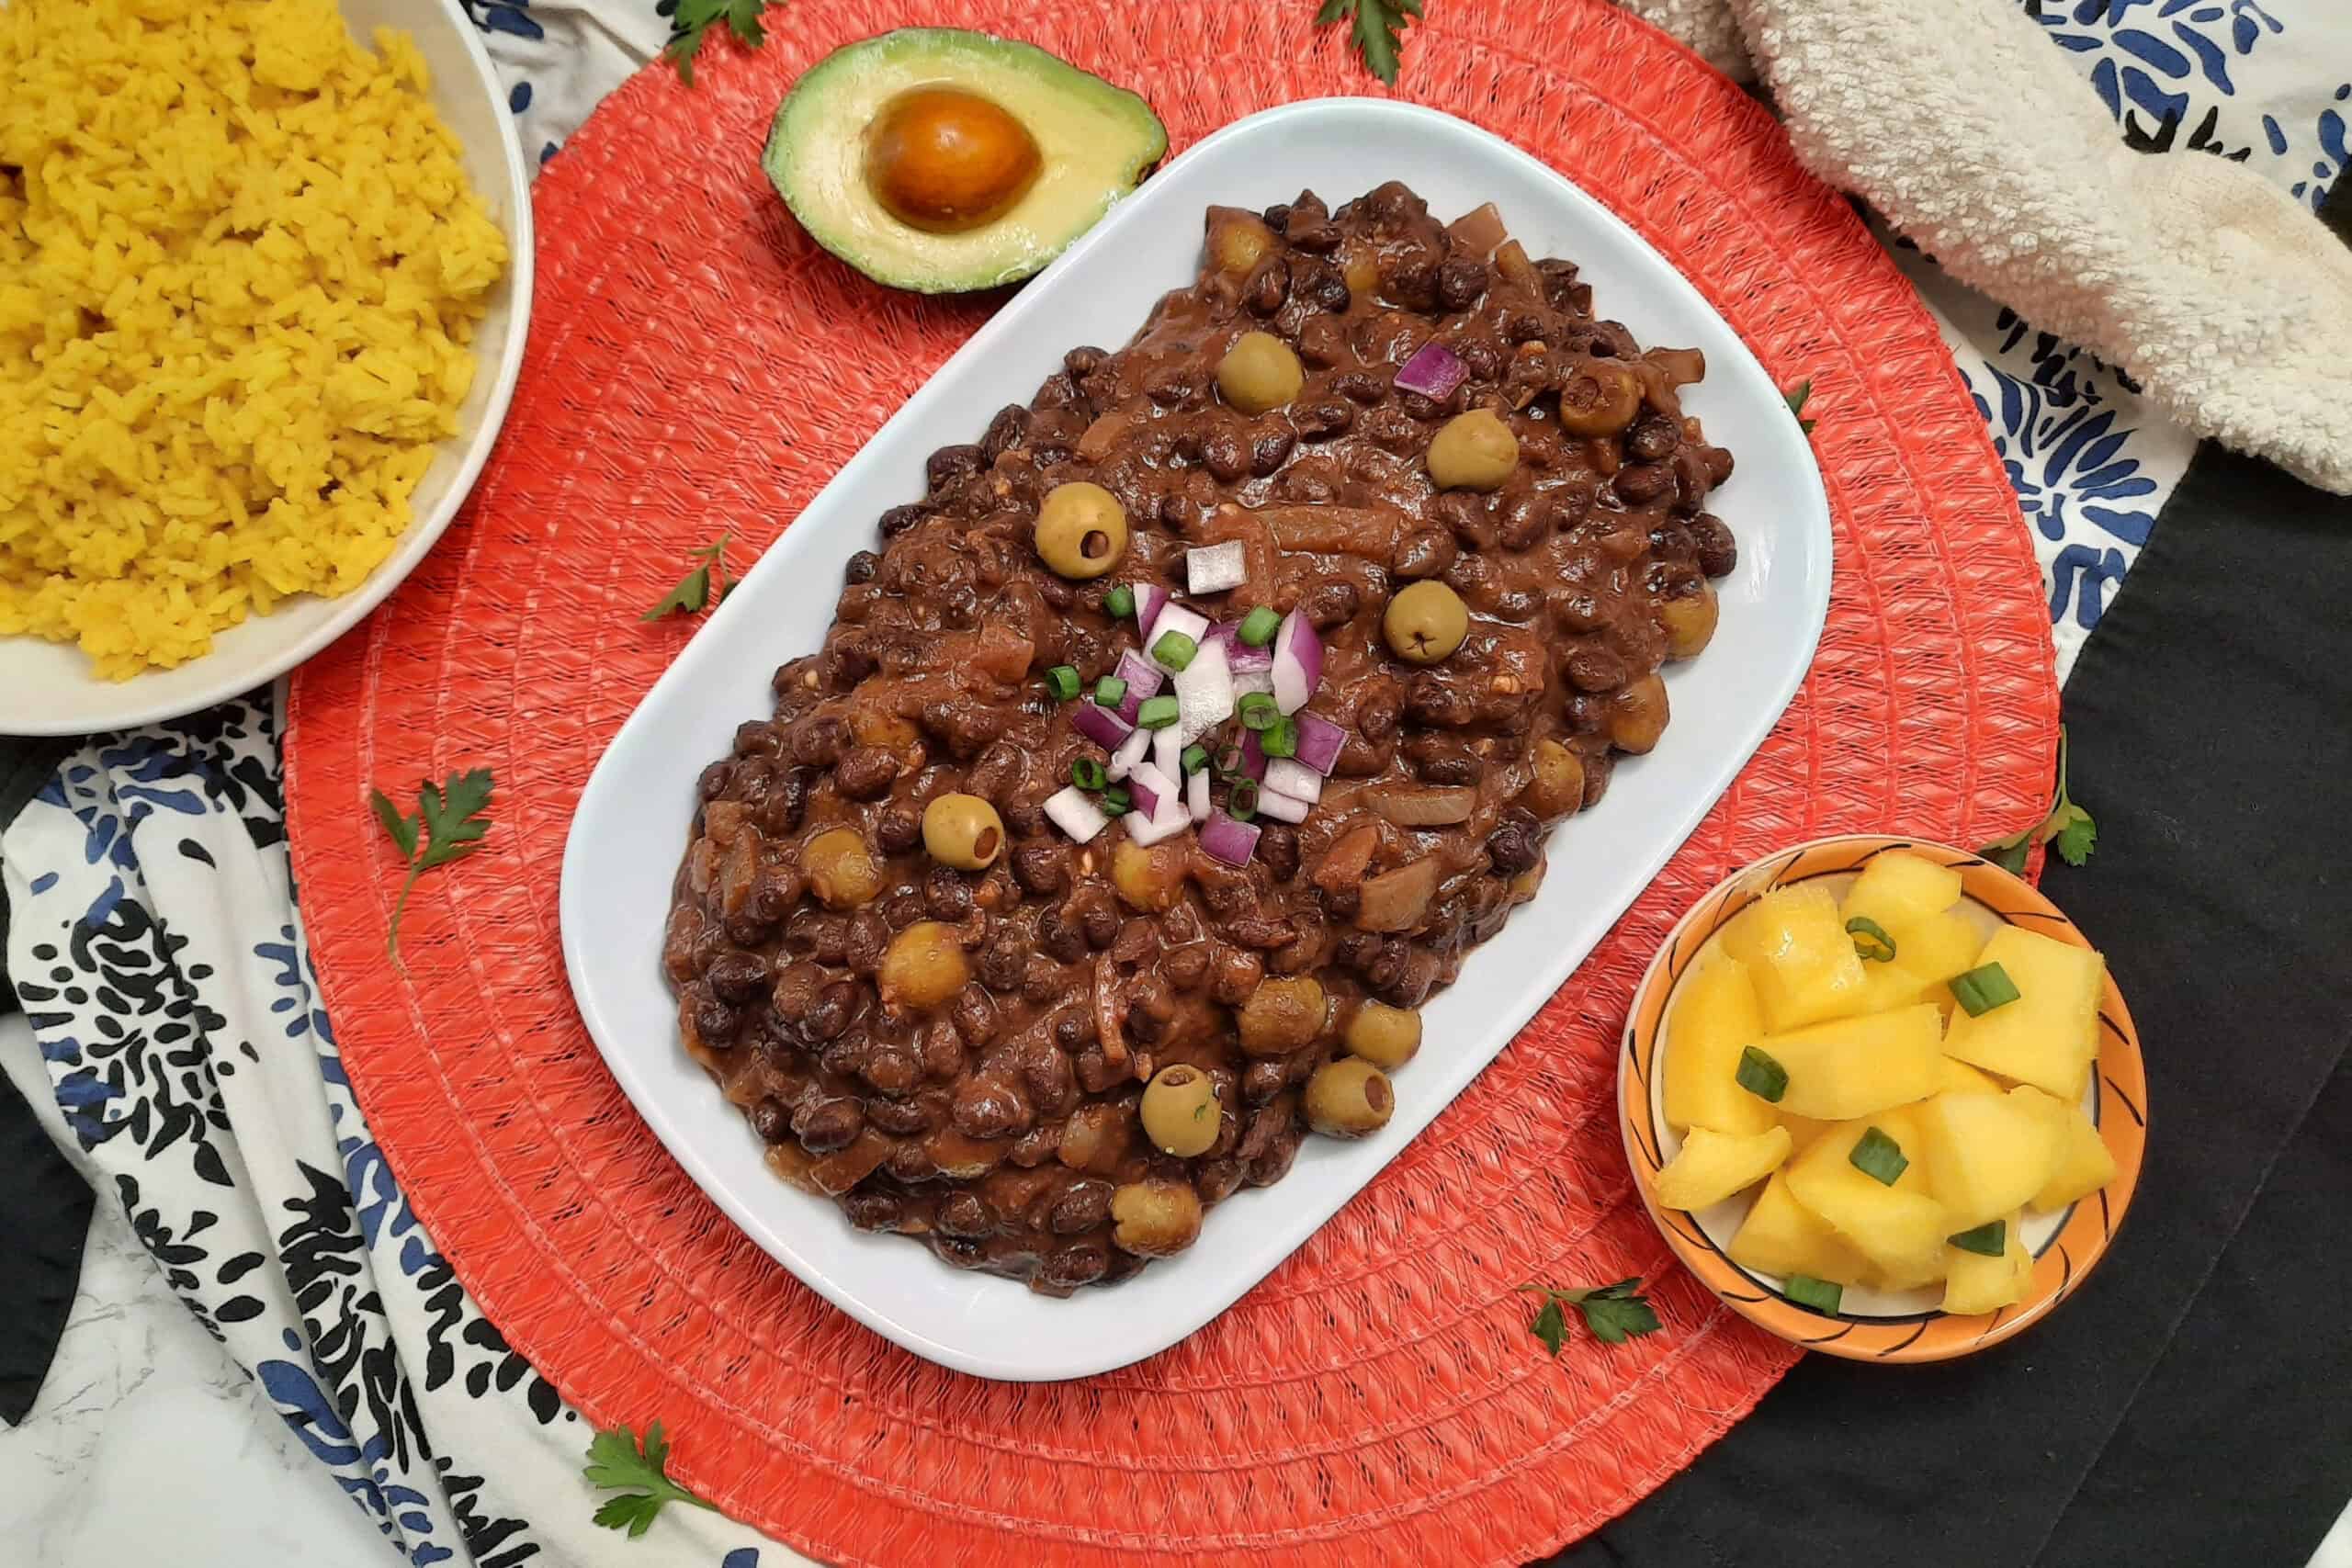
(1101, 786, 1131, 815)
(1846, 915, 1897, 964)
(1227, 780, 1260, 821)
(1948, 1219, 2007, 1258)
(1784, 1274, 1843, 1315)
(1181, 743, 1208, 775)
(1136, 694, 1181, 730)
(1213, 744, 1246, 778)
(1736, 1046, 1787, 1104)
(1238, 692, 1278, 731)
(1849, 1126, 1908, 1187)
(1950, 961, 2021, 1018)
(1237, 604, 1281, 647)
(1093, 675, 1128, 707)
(1261, 716, 1298, 759)
(1045, 665, 1080, 702)
(1151, 630, 1197, 671)
(1071, 759, 1107, 791)
(1103, 583, 1136, 619)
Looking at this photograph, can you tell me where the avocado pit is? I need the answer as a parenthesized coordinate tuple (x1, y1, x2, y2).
(866, 85, 1042, 233)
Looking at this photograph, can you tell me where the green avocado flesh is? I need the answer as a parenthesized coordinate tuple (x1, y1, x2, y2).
(763, 28, 1168, 294)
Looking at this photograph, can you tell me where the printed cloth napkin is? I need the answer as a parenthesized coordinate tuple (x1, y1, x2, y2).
(2, 3, 2347, 1565)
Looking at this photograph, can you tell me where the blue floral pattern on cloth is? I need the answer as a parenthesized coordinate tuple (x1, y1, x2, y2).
(1, 690, 803, 1567)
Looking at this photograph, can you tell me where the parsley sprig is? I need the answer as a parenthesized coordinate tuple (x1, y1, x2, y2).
(1980, 725, 2098, 873)
(1316, 0, 1422, 85)
(369, 769, 494, 961)
(642, 534, 732, 622)
(1520, 1278, 1662, 1354)
(663, 0, 779, 85)
(1784, 379, 1817, 436)
(584, 1420, 719, 1537)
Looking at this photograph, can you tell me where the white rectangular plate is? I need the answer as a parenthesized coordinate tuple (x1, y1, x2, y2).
(561, 99, 1832, 1382)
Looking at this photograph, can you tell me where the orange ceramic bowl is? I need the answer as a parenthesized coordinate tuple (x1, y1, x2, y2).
(1619, 835, 2146, 1361)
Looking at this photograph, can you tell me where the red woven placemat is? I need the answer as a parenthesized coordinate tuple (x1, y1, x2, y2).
(283, 1, 2059, 1562)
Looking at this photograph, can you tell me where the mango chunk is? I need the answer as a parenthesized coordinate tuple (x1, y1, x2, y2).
(1720, 885, 1868, 1032)
(1794, 1108, 1935, 1200)
(1777, 1109, 1836, 1150)
(1785, 1116, 1948, 1286)
(1937, 1057, 2007, 1098)
(1941, 1211, 2032, 1314)
(1942, 926, 2106, 1100)
(1753, 1003, 1943, 1121)
(1654, 1124, 1793, 1212)
(2031, 1100, 2119, 1212)
(1730, 1171, 1870, 1285)
(1840, 851, 1963, 936)
(1661, 955, 1777, 1136)
(1893, 908, 1992, 987)
(1913, 1086, 2067, 1230)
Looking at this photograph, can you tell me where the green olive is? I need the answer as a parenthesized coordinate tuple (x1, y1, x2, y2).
(1305, 1056, 1395, 1138)
(1523, 739, 1587, 818)
(1344, 1001, 1422, 1070)
(1034, 481, 1128, 580)
(1383, 580, 1470, 664)
(1237, 976, 1328, 1056)
(1658, 586, 1719, 660)
(1555, 364, 1643, 436)
(922, 792, 1004, 870)
(1427, 408, 1519, 491)
(1110, 1179, 1204, 1257)
(877, 920, 969, 1011)
(802, 827, 883, 908)
(1216, 330, 1304, 414)
(1139, 1064, 1221, 1156)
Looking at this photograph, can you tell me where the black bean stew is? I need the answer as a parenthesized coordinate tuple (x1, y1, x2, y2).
(663, 182, 1737, 1293)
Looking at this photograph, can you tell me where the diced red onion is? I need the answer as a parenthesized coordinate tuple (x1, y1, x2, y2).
(1126, 761, 1178, 823)
(1198, 810, 1261, 866)
(1271, 610, 1322, 715)
(1107, 727, 1151, 781)
(1263, 758, 1324, 803)
(1255, 788, 1313, 824)
(1148, 604, 1209, 669)
(1070, 701, 1131, 750)
(1112, 649, 1164, 723)
(1236, 729, 1269, 783)
(1186, 541, 1248, 594)
(1293, 711, 1346, 776)
(1173, 641, 1233, 744)
(1132, 582, 1170, 643)
(1232, 668, 1274, 698)
(1151, 724, 1183, 783)
(1044, 785, 1109, 843)
(1125, 802, 1190, 847)
(1395, 341, 1467, 401)
(1186, 768, 1211, 823)
(1227, 641, 1273, 675)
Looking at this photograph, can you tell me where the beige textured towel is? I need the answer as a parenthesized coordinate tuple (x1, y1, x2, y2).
(1618, 0, 2352, 496)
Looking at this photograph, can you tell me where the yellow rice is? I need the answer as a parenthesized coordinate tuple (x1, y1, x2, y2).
(0, 0, 509, 679)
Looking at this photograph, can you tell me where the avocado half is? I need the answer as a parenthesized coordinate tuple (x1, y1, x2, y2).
(763, 28, 1168, 295)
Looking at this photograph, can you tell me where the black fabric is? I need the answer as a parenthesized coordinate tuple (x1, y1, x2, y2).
(1545, 403, 2352, 1563)
(0, 732, 91, 1427)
